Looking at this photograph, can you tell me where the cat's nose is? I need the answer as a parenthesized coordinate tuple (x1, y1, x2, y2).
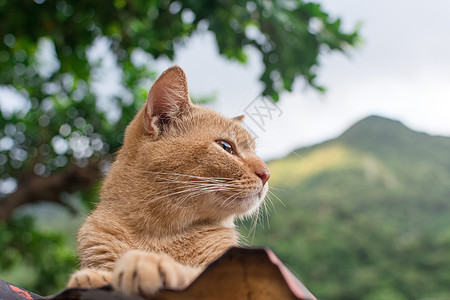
(247, 158, 270, 185)
(255, 167, 270, 185)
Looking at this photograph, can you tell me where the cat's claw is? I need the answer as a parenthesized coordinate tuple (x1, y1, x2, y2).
(112, 250, 200, 297)
(67, 268, 112, 289)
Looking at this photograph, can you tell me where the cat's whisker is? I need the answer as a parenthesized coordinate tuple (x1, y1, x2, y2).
(241, 190, 274, 243)
(148, 183, 243, 207)
(156, 178, 237, 184)
(148, 185, 225, 203)
(177, 188, 223, 206)
(151, 176, 243, 188)
(175, 188, 223, 208)
(176, 192, 197, 207)
(169, 190, 211, 208)
(180, 189, 216, 205)
(220, 190, 248, 209)
(264, 193, 277, 212)
(159, 176, 241, 184)
(262, 200, 271, 230)
(219, 191, 244, 208)
(145, 185, 194, 198)
(248, 204, 260, 243)
(267, 189, 285, 208)
(153, 179, 242, 188)
(147, 181, 241, 198)
(261, 198, 269, 218)
(268, 186, 283, 192)
(137, 170, 235, 182)
(238, 225, 250, 247)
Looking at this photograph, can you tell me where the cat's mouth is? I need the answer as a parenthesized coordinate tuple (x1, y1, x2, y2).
(259, 183, 269, 199)
(253, 184, 269, 201)
(219, 184, 268, 215)
(238, 185, 267, 201)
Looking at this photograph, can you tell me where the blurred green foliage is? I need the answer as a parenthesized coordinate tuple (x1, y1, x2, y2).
(0, 216, 77, 294)
(0, 0, 359, 296)
(245, 116, 450, 300)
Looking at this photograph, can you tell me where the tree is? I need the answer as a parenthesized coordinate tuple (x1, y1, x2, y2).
(0, 0, 359, 294)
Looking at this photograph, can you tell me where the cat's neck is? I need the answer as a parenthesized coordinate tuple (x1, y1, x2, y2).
(126, 206, 237, 240)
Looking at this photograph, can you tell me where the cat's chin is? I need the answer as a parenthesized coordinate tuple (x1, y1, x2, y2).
(244, 184, 269, 216)
(219, 184, 268, 217)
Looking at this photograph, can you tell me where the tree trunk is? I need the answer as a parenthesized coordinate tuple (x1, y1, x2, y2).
(0, 162, 101, 221)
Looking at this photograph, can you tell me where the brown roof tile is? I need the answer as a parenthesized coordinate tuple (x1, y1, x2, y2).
(48, 247, 316, 300)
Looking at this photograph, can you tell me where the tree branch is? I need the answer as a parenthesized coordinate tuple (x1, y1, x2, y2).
(0, 162, 101, 221)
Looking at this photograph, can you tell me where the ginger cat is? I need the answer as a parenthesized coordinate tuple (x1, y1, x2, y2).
(67, 66, 270, 297)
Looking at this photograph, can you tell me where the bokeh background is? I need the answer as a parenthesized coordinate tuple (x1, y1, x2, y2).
(1, 1, 449, 299)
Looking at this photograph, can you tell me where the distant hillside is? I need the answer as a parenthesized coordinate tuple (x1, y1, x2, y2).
(247, 115, 450, 300)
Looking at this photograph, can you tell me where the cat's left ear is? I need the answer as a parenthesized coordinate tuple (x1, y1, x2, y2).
(144, 66, 192, 135)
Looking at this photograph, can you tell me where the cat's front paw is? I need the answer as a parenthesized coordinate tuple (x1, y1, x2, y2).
(112, 250, 200, 297)
(67, 268, 112, 289)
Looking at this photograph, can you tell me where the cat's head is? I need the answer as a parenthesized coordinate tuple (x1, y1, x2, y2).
(108, 66, 269, 228)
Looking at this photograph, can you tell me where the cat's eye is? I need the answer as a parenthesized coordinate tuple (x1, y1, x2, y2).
(217, 140, 235, 155)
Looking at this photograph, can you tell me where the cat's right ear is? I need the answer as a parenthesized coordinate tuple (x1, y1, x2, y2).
(143, 66, 192, 136)
(233, 115, 245, 122)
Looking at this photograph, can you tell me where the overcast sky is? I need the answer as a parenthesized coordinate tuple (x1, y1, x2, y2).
(161, 0, 450, 159)
(2, 1, 449, 161)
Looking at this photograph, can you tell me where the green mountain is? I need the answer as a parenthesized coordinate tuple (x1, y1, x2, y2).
(248, 115, 450, 300)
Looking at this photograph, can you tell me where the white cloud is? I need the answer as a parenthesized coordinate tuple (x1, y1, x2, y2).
(170, 0, 450, 160)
